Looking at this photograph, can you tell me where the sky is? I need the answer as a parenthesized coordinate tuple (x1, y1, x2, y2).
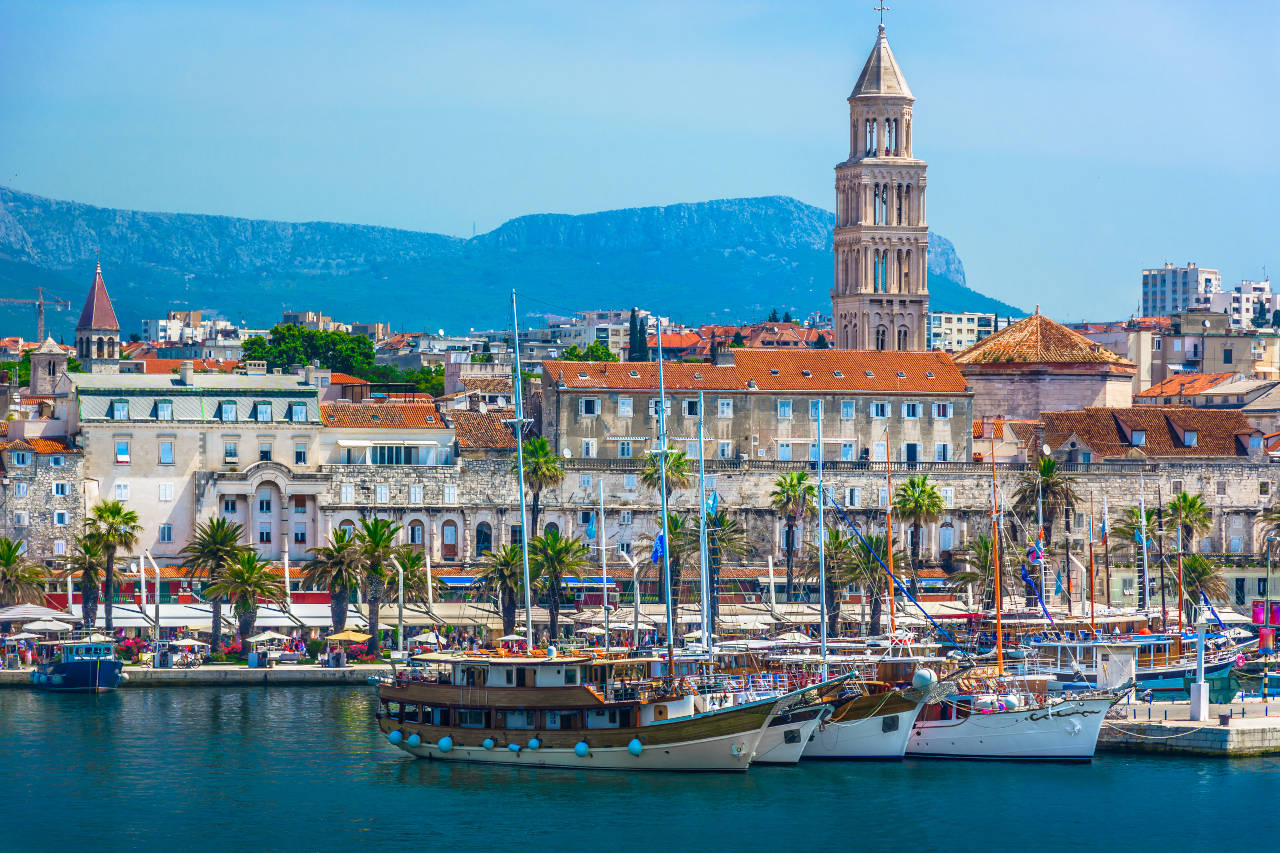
(1, 0, 1277, 320)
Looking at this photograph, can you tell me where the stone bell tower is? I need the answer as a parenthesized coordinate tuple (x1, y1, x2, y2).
(75, 261, 121, 374)
(831, 24, 929, 351)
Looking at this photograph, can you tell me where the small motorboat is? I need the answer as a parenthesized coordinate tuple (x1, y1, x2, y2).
(31, 636, 124, 692)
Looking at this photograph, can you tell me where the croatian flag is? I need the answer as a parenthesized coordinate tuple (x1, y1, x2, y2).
(1026, 541, 1043, 565)
(651, 533, 665, 564)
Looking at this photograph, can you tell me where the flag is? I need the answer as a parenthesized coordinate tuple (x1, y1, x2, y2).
(1054, 571, 1063, 597)
(651, 534, 665, 564)
(1025, 542, 1043, 565)
(1101, 497, 1108, 543)
(705, 490, 718, 516)
(586, 513, 596, 540)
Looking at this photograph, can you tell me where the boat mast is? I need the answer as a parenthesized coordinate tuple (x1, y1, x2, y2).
(510, 290, 534, 645)
(599, 477, 609, 653)
(989, 432, 1003, 675)
(1088, 490, 1096, 632)
(1176, 525, 1184, 634)
(1138, 469, 1150, 613)
(696, 390, 711, 651)
(655, 326, 676, 670)
(817, 399, 827, 679)
(884, 428, 896, 636)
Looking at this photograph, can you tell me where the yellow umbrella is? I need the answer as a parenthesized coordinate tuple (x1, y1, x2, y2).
(327, 629, 372, 643)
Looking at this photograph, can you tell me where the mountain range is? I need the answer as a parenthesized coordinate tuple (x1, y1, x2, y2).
(0, 186, 1021, 341)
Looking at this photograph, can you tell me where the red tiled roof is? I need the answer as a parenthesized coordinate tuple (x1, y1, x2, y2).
(646, 331, 703, 349)
(459, 376, 513, 394)
(328, 372, 368, 385)
(76, 262, 120, 331)
(129, 357, 237, 374)
(449, 409, 517, 450)
(954, 310, 1133, 371)
(1135, 372, 1236, 399)
(319, 400, 447, 429)
(0, 438, 79, 455)
(1041, 406, 1256, 459)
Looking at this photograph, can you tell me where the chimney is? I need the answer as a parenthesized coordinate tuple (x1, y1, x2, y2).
(179, 360, 194, 385)
(304, 364, 316, 385)
(712, 343, 735, 366)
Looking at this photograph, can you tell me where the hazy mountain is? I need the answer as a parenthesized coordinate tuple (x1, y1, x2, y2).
(0, 186, 1020, 340)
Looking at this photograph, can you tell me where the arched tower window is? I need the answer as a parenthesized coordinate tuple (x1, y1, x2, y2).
(902, 249, 912, 293)
(475, 522, 493, 555)
(897, 327, 909, 350)
(875, 326, 887, 350)
(95, 337, 104, 359)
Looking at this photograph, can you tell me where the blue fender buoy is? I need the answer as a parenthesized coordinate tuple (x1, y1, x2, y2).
(528, 737, 540, 750)
(574, 741, 590, 758)
(406, 733, 421, 748)
(437, 736, 453, 753)
(508, 743, 521, 753)
(388, 730, 403, 745)
(483, 738, 495, 750)
(627, 738, 643, 757)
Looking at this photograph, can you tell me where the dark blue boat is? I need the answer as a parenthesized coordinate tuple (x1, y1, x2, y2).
(31, 640, 123, 692)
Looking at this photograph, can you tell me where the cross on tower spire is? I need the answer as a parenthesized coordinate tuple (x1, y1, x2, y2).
(874, 3, 890, 27)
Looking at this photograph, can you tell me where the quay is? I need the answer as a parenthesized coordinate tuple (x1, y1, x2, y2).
(1100, 699, 1280, 757)
(0, 664, 391, 688)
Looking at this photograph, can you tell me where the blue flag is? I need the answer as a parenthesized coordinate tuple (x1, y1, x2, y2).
(1025, 542, 1043, 564)
(1054, 571, 1063, 597)
(586, 513, 596, 540)
(651, 533, 665, 564)
(705, 490, 718, 516)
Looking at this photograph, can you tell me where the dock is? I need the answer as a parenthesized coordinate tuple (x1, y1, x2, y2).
(0, 664, 392, 688)
(1100, 699, 1280, 756)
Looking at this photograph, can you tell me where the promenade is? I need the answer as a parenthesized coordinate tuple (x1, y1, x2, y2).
(1100, 698, 1280, 756)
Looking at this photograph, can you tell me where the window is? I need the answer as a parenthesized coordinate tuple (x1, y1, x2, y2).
(847, 487, 862, 506)
(617, 397, 633, 417)
(1229, 536, 1243, 553)
(158, 482, 174, 502)
(255, 494, 272, 514)
(53, 540, 65, 556)
(683, 399, 699, 417)
(375, 484, 389, 503)
(878, 487, 889, 507)
(778, 400, 793, 419)
(578, 397, 599, 416)
(1260, 578, 1270, 597)
(156, 401, 173, 421)
(220, 402, 238, 422)
(809, 400, 822, 420)
(941, 487, 955, 508)
(54, 511, 68, 526)
(157, 440, 175, 466)
(223, 498, 238, 514)
(841, 442, 854, 461)
(224, 441, 238, 463)
(620, 510, 633, 525)
(292, 495, 306, 514)
(159, 524, 173, 543)
(1171, 480, 1184, 494)
(582, 438, 596, 458)
(258, 523, 272, 544)
(340, 484, 355, 504)
(53, 482, 69, 497)
(259, 443, 272, 462)
(619, 542, 632, 555)
(873, 441, 887, 461)
(443, 484, 458, 504)
(648, 398, 671, 417)
(1223, 348, 1233, 365)
(618, 440, 632, 459)
(1261, 482, 1271, 498)
(809, 442, 820, 462)
(114, 442, 130, 464)
(870, 402, 888, 419)
(1131, 430, 1146, 446)
(290, 402, 307, 422)
(293, 442, 307, 464)
(408, 523, 424, 545)
(13, 483, 27, 498)
(110, 400, 129, 420)
(1183, 430, 1197, 447)
(777, 442, 792, 461)
(935, 443, 951, 462)
(718, 441, 731, 459)
(49, 455, 64, 467)
(841, 400, 855, 419)
(409, 485, 424, 504)
(579, 474, 592, 489)
(114, 482, 130, 501)
(932, 402, 952, 419)
(255, 402, 272, 422)
(294, 523, 307, 545)
(718, 398, 733, 418)
(624, 474, 637, 490)
(13, 511, 27, 527)
(902, 402, 921, 418)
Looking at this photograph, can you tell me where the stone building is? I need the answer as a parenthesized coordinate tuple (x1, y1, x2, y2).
(953, 309, 1135, 420)
(831, 24, 929, 351)
(0, 437, 84, 564)
(1039, 405, 1263, 465)
(75, 262, 121, 374)
(28, 338, 70, 397)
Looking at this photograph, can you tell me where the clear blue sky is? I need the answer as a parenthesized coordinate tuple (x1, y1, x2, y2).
(2, 0, 1276, 320)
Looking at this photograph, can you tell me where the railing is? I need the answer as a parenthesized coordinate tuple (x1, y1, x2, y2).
(561, 458, 1179, 475)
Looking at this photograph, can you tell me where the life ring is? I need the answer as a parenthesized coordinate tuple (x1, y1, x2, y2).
(1236, 654, 1246, 667)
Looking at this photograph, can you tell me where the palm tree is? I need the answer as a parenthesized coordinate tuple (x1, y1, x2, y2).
(65, 536, 106, 631)
(474, 544, 527, 636)
(0, 538, 42, 633)
(178, 518, 247, 652)
(948, 535, 1011, 609)
(706, 508, 747, 631)
(304, 528, 364, 632)
(388, 547, 448, 605)
(641, 449, 692, 500)
(1109, 507, 1162, 561)
(515, 436, 565, 535)
(202, 551, 287, 643)
(529, 529, 590, 640)
(1180, 554, 1229, 623)
(1013, 457, 1078, 606)
(355, 517, 403, 656)
(87, 500, 142, 632)
(644, 512, 697, 605)
(1168, 491, 1212, 552)
(802, 526, 858, 636)
(849, 533, 904, 635)
(770, 472, 816, 601)
(892, 474, 945, 590)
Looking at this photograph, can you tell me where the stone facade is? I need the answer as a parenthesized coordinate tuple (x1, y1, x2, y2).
(963, 370, 1134, 422)
(0, 440, 85, 564)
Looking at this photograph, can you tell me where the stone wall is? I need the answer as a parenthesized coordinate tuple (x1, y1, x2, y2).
(0, 447, 85, 563)
(965, 370, 1133, 421)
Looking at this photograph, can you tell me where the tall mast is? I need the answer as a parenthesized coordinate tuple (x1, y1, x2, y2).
(696, 391, 711, 651)
(990, 432, 1003, 675)
(655, 325, 676, 670)
(599, 477, 609, 653)
(1088, 490, 1096, 632)
(817, 399, 827, 679)
(510, 291, 534, 644)
(1138, 469, 1150, 612)
(884, 430, 896, 635)
(1176, 525, 1184, 634)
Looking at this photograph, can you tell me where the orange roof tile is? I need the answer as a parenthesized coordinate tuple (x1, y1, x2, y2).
(1042, 406, 1256, 459)
(459, 376, 513, 394)
(449, 409, 517, 450)
(0, 438, 79, 455)
(319, 400, 447, 429)
(954, 310, 1134, 371)
(1135, 372, 1236, 399)
(328, 372, 369, 385)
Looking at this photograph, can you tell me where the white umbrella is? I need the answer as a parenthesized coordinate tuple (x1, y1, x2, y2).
(497, 634, 526, 642)
(84, 633, 112, 643)
(246, 631, 290, 644)
(410, 631, 444, 644)
(169, 638, 207, 647)
(576, 626, 606, 636)
(773, 631, 815, 644)
(682, 630, 718, 640)
(5, 632, 38, 641)
(0, 604, 72, 623)
(24, 619, 73, 633)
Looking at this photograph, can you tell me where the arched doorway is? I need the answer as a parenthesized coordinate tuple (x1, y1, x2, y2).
(475, 522, 492, 555)
(543, 522, 559, 537)
(442, 520, 458, 561)
(408, 520, 425, 548)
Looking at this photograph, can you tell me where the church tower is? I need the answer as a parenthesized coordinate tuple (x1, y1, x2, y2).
(75, 261, 121, 373)
(831, 24, 929, 351)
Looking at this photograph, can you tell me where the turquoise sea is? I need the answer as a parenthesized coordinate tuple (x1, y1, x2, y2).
(1, 686, 1275, 852)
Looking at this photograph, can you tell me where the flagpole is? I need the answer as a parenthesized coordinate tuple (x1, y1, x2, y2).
(817, 400, 827, 680)
(696, 390, 711, 652)
(1139, 469, 1150, 613)
(599, 477, 609, 653)
(1103, 494, 1112, 607)
(884, 429, 896, 636)
(655, 326, 676, 672)
(989, 431, 1003, 676)
(510, 290, 534, 645)
(1088, 490, 1096, 632)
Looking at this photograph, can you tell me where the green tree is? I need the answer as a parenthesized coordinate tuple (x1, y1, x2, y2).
(1109, 507, 1162, 561)
(813, 333, 830, 349)
(641, 449, 692, 500)
(355, 517, 403, 656)
(1012, 457, 1078, 605)
(0, 538, 43, 632)
(304, 528, 364, 633)
(65, 536, 106, 631)
(515, 436, 565, 535)
(559, 341, 619, 362)
(782, 311, 793, 324)
(87, 500, 142, 632)
(706, 507, 747, 629)
(767, 309, 780, 323)
(948, 535, 1005, 609)
(1167, 491, 1212, 552)
(802, 526, 858, 636)
(1180, 554, 1229, 622)
(770, 472, 816, 601)
(850, 533, 904, 635)
(529, 529, 591, 640)
(179, 518, 248, 652)
(386, 547, 448, 606)
(730, 331, 746, 348)
(627, 308, 650, 362)
(474, 544, 528, 637)
(892, 474, 945, 589)
(202, 552, 287, 643)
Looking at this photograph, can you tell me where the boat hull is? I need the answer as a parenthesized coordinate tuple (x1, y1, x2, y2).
(906, 696, 1114, 761)
(801, 691, 923, 760)
(31, 659, 123, 692)
(753, 705, 829, 765)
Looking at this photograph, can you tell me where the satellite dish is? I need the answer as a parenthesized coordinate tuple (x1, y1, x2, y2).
(562, 448, 573, 459)
(1042, 444, 1052, 456)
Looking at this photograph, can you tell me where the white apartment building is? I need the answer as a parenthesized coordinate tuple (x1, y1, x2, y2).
(1141, 263, 1221, 317)
(1194, 279, 1275, 329)
(927, 312, 1011, 353)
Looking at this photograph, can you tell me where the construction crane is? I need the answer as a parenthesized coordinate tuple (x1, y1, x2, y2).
(0, 287, 72, 342)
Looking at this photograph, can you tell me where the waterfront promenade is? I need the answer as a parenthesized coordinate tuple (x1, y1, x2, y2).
(0, 663, 392, 687)
(1101, 697, 1280, 756)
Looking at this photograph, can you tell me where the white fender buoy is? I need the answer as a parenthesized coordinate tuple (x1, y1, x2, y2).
(911, 668, 938, 692)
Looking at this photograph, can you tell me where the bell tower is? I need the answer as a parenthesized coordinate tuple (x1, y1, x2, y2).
(75, 261, 122, 373)
(831, 24, 929, 351)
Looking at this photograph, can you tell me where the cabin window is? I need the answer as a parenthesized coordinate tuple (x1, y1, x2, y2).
(545, 711, 562, 730)
(564, 667, 578, 685)
(457, 710, 488, 728)
(505, 710, 535, 730)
